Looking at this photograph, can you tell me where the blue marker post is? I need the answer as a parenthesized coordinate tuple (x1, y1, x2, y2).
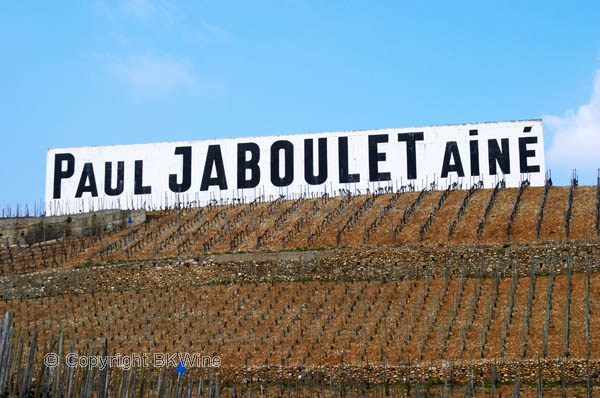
(175, 359, 187, 375)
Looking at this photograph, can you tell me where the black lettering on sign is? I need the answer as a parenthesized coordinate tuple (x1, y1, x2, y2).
(53, 153, 75, 199)
(270, 140, 294, 187)
(488, 138, 510, 175)
(201, 145, 228, 191)
(237, 143, 260, 189)
(519, 137, 540, 173)
(469, 130, 480, 177)
(75, 163, 99, 198)
(304, 138, 327, 185)
(368, 134, 391, 182)
(104, 161, 124, 196)
(169, 146, 192, 193)
(134, 160, 152, 194)
(470, 141, 480, 176)
(397, 132, 424, 180)
(441, 141, 465, 178)
(338, 136, 360, 183)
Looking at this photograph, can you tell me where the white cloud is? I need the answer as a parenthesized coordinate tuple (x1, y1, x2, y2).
(122, 0, 154, 18)
(545, 70, 600, 181)
(121, 0, 174, 22)
(108, 53, 197, 94)
(93, 0, 173, 22)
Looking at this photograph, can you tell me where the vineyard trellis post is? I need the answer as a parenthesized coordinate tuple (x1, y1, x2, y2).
(563, 257, 572, 358)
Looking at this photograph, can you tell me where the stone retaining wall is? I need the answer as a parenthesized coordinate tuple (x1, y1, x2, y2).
(0, 209, 146, 245)
(1, 240, 599, 299)
(213, 359, 600, 384)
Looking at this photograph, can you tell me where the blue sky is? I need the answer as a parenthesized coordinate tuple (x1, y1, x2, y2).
(1, 1, 600, 208)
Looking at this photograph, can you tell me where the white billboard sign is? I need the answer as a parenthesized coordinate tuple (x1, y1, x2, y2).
(45, 119, 545, 215)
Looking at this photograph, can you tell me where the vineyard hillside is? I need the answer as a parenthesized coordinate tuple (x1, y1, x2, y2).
(1, 182, 600, 396)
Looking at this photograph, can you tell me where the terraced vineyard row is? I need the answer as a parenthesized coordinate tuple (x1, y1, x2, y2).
(1, 184, 599, 275)
(1, 266, 597, 367)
